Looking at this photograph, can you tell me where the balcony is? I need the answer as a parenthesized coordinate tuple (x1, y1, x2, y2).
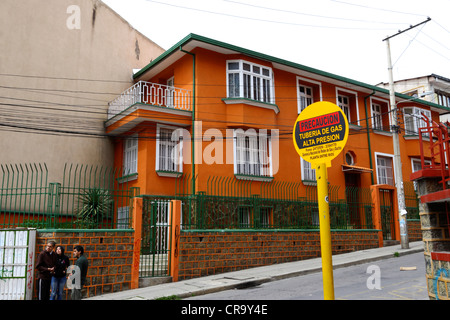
(107, 81, 192, 120)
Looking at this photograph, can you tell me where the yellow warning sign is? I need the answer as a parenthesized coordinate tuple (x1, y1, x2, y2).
(293, 101, 349, 165)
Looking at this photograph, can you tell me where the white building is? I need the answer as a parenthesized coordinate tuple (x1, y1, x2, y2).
(377, 74, 450, 122)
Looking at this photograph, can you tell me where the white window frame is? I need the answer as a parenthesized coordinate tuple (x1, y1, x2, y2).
(369, 97, 391, 132)
(336, 88, 360, 125)
(403, 107, 432, 136)
(301, 158, 316, 182)
(233, 129, 273, 178)
(123, 135, 138, 175)
(155, 124, 183, 175)
(375, 153, 394, 186)
(296, 76, 323, 114)
(227, 60, 274, 104)
(411, 158, 431, 172)
(371, 103, 382, 130)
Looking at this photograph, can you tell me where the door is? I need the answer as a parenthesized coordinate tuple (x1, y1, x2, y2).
(345, 173, 361, 227)
(140, 199, 171, 277)
(379, 189, 396, 240)
(0, 229, 36, 300)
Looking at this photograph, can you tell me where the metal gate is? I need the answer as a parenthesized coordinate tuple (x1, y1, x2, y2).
(140, 199, 172, 277)
(0, 229, 36, 300)
(380, 189, 396, 240)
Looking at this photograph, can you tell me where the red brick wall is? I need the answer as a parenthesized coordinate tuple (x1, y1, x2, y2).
(177, 230, 379, 280)
(35, 230, 134, 299)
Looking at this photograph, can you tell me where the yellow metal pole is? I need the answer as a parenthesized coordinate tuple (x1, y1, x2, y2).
(316, 162, 335, 300)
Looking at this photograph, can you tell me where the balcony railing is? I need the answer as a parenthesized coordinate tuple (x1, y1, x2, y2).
(107, 81, 192, 120)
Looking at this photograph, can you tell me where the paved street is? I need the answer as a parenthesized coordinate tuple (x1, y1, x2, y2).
(185, 252, 428, 300)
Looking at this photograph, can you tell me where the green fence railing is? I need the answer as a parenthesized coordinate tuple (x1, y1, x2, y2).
(0, 163, 138, 229)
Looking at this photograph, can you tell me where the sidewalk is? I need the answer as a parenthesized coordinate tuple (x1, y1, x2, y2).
(87, 241, 424, 300)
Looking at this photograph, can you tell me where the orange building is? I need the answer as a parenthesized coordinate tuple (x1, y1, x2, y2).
(105, 34, 449, 242)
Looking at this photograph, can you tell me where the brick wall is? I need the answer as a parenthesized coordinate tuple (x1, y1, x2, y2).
(407, 219, 422, 242)
(177, 230, 379, 281)
(35, 230, 134, 299)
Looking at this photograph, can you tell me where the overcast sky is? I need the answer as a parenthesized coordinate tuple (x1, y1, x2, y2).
(103, 0, 450, 86)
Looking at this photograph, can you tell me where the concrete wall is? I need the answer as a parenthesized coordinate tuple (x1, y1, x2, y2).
(0, 0, 164, 182)
(413, 173, 450, 300)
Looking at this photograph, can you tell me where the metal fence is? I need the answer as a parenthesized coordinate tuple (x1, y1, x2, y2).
(179, 188, 373, 230)
(170, 175, 420, 231)
(0, 164, 137, 229)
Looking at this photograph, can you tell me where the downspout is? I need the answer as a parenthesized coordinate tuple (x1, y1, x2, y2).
(364, 90, 376, 185)
(179, 46, 196, 196)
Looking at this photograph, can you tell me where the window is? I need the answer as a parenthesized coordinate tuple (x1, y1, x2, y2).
(156, 126, 183, 173)
(403, 107, 431, 136)
(301, 159, 316, 181)
(336, 89, 359, 125)
(371, 103, 382, 130)
(412, 158, 431, 172)
(123, 136, 138, 175)
(298, 85, 314, 113)
(227, 60, 274, 104)
(376, 155, 394, 186)
(238, 207, 251, 228)
(437, 91, 450, 108)
(117, 206, 130, 229)
(258, 207, 271, 228)
(338, 95, 351, 122)
(345, 152, 354, 166)
(234, 129, 272, 177)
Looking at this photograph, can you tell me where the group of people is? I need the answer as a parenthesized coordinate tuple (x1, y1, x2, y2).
(35, 241, 88, 300)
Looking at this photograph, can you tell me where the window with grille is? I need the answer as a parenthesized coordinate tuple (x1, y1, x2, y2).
(156, 126, 183, 173)
(117, 206, 129, 229)
(123, 136, 138, 175)
(234, 129, 272, 177)
(227, 60, 274, 104)
(238, 207, 251, 228)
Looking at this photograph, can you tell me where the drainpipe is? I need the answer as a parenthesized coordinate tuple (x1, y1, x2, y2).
(179, 46, 196, 196)
(364, 90, 376, 185)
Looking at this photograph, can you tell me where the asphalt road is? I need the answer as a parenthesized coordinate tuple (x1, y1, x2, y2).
(185, 252, 428, 300)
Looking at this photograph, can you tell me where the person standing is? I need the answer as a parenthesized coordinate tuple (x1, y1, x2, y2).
(36, 241, 57, 300)
(70, 245, 88, 300)
(50, 246, 70, 300)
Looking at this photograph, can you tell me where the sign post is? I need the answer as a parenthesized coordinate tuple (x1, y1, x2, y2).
(292, 101, 349, 300)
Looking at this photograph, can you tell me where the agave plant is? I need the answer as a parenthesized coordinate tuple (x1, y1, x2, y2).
(77, 188, 113, 225)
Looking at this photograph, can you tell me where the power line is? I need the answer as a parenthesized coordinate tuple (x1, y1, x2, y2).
(144, 0, 394, 30)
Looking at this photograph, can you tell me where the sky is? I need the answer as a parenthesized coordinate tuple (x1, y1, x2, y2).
(102, 0, 450, 86)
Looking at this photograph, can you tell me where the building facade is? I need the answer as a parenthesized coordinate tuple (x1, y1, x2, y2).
(106, 34, 450, 241)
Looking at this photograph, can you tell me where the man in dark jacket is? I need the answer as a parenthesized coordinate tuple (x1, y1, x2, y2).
(70, 245, 88, 300)
(36, 240, 57, 300)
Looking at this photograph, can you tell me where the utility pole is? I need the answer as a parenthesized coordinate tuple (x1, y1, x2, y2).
(383, 18, 431, 249)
